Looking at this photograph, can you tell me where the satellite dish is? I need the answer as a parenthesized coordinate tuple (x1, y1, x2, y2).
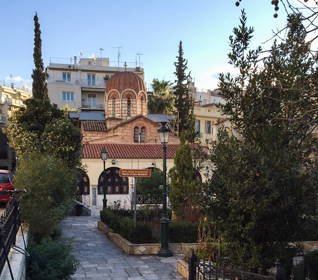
(92, 54, 96, 60)
(79, 52, 82, 56)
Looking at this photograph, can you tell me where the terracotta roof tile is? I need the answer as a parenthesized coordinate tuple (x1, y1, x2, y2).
(82, 121, 107, 131)
(106, 71, 146, 94)
(82, 143, 180, 159)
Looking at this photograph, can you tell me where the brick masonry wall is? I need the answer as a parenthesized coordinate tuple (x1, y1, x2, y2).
(82, 117, 180, 145)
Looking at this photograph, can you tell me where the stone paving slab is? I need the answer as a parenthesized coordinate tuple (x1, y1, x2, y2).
(60, 206, 185, 280)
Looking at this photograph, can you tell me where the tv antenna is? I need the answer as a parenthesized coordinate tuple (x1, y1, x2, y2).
(137, 53, 143, 67)
(113, 46, 123, 67)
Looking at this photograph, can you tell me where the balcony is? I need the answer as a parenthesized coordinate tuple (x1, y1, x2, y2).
(48, 77, 107, 88)
(0, 97, 23, 106)
(81, 102, 105, 110)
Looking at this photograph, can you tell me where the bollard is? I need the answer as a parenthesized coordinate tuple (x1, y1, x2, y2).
(268, 259, 286, 280)
(188, 249, 198, 280)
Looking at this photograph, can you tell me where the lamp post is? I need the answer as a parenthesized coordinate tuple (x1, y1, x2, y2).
(100, 147, 108, 209)
(158, 121, 172, 257)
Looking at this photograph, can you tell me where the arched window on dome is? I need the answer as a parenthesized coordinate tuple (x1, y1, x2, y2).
(127, 96, 131, 117)
(112, 97, 116, 117)
(134, 127, 139, 143)
(140, 96, 144, 114)
(140, 127, 146, 142)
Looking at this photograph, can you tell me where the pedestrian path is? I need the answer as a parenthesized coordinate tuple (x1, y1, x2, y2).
(60, 206, 185, 280)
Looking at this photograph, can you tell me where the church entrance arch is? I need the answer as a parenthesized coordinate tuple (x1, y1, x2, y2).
(98, 167, 129, 195)
(76, 169, 90, 195)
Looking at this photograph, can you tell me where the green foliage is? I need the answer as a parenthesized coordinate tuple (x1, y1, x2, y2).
(26, 237, 79, 280)
(137, 168, 163, 204)
(100, 208, 154, 243)
(199, 11, 318, 272)
(32, 13, 48, 101)
(15, 153, 77, 243)
(305, 250, 318, 280)
(173, 41, 195, 141)
(147, 79, 174, 114)
(6, 99, 82, 169)
(169, 133, 198, 221)
(169, 221, 198, 243)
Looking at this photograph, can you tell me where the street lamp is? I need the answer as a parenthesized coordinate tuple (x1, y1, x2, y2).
(100, 147, 108, 209)
(157, 121, 172, 257)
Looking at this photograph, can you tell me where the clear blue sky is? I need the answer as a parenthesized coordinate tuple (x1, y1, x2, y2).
(1, 0, 291, 92)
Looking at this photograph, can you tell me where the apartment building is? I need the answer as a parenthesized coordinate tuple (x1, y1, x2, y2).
(0, 84, 32, 171)
(189, 82, 230, 144)
(0, 84, 32, 123)
(46, 56, 144, 112)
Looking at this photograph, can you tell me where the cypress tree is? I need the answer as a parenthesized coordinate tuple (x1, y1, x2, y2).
(173, 41, 195, 141)
(32, 12, 49, 100)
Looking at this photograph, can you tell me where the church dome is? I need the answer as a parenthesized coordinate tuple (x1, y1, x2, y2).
(105, 71, 146, 94)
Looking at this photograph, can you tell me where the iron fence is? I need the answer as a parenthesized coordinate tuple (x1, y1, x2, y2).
(188, 251, 285, 280)
(0, 191, 26, 279)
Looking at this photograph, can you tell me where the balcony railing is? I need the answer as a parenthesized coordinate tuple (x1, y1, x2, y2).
(0, 97, 23, 106)
(81, 102, 105, 110)
(49, 57, 143, 69)
(48, 77, 108, 88)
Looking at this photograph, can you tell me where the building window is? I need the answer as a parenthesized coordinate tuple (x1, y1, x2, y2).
(195, 120, 201, 138)
(87, 74, 95, 86)
(112, 97, 116, 117)
(62, 73, 71, 82)
(62, 92, 74, 102)
(134, 127, 139, 143)
(0, 109, 2, 114)
(140, 127, 145, 142)
(127, 97, 131, 117)
(87, 94, 96, 108)
(195, 120, 200, 133)
(206, 121, 211, 134)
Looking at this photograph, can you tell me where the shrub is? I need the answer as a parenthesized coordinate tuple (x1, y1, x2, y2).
(305, 250, 318, 280)
(26, 237, 79, 280)
(100, 208, 154, 243)
(169, 221, 198, 243)
(134, 223, 154, 243)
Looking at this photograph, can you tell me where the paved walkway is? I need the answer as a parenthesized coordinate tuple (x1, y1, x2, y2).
(60, 206, 185, 280)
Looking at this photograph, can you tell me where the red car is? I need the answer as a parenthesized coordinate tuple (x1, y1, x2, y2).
(0, 170, 14, 203)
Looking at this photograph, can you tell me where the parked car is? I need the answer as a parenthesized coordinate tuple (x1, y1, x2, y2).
(0, 170, 14, 203)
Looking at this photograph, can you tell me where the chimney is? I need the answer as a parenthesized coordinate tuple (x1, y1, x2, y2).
(74, 56, 77, 66)
(11, 83, 14, 89)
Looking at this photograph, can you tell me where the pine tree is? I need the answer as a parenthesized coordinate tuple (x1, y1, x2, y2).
(173, 41, 195, 141)
(168, 133, 198, 221)
(198, 11, 318, 272)
(32, 12, 49, 100)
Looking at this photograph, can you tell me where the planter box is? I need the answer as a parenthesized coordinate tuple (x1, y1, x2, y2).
(177, 259, 189, 279)
(98, 221, 199, 255)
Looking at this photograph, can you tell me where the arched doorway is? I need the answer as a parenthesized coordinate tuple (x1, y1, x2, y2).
(76, 169, 90, 195)
(98, 167, 129, 195)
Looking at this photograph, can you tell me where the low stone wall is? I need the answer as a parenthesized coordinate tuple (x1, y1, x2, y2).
(177, 259, 189, 279)
(98, 221, 199, 255)
(292, 241, 318, 252)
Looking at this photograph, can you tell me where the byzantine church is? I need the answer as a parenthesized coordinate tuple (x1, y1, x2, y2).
(76, 70, 181, 208)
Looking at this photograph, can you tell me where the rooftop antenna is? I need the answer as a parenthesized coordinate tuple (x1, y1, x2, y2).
(137, 53, 143, 67)
(113, 46, 123, 67)
(100, 48, 104, 66)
